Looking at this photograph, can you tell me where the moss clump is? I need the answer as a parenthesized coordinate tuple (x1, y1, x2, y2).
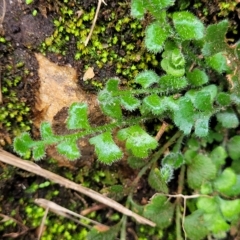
(39, 1, 159, 90)
(0, 38, 31, 142)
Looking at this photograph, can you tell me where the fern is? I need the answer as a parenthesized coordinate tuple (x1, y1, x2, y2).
(12, 1, 240, 237)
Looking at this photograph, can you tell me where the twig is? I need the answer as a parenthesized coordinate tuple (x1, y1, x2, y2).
(0, 213, 29, 238)
(84, 0, 107, 46)
(80, 203, 106, 216)
(0, 149, 155, 227)
(35, 198, 106, 231)
(0, 64, 2, 104)
(37, 206, 49, 240)
(0, 0, 6, 35)
(155, 121, 168, 141)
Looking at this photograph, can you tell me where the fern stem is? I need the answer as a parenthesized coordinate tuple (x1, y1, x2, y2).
(59, 116, 149, 141)
(111, 86, 187, 97)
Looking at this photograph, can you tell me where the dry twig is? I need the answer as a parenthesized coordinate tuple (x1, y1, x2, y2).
(0, 149, 155, 227)
(84, 0, 107, 46)
(0, 0, 6, 35)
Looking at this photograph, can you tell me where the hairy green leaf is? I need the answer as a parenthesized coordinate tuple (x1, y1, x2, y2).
(129, 198, 145, 216)
(127, 156, 146, 169)
(101, 185, 126, 201)
(32, 143, 46, 161)
(203, 212, 229, 234)
(131, 0, 145, 19)
(67, 103, 90, 130)
(186, 85, 217, 110)
(120, 93, 140, 111)
(202, 84, 218, 101)
(184, 210, 208, 240)
(194, 113, 210, 137)
(202, 20, 229, 56)
(216, 92, 231, 106)
(148, 168, 169, 193)
(143, 195, 174, 228)
(197, 197, 219, 213)
(184, 149, 198, 164)
(173, 97, 194, 134)
(206, 52, 229, 73)
(187, 69, 209, 86)
(214, 168, 237, 193)
(160, 164, 174, 183)
(134, 70, 160, 88)
(13, 133, 34, 157)
(216, 110, 239, 129)
(227, 135, 240, 160)
(220, 175, 240, 197)
(146, 7, 168, 22)
(143, 94, 165, 114)
(187, 154, 217, 189)
(161, 48, 185, 77)
(194, 91, 213, 112)
(98, 90, 122, 119)
(90, 132, 123, 164)
(105, 78, 119, 92)
(98, 79, 123, 119)
(173, 11, 205, 40)
(145, 22, 170, 53)
(200, 182, 213, 195)
(147, 0, 175, 10)
(56, 140, 81, 161)
(40, 122, 54, 139)
(117, 125, 158, 158)
(219, 198, 240, 221)
(159, 75, 188, 90)
(162, 152, 184, 169)
(210, 146, 227, 169)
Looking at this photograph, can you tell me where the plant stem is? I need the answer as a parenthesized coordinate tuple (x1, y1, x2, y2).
(176, 204, 183, 240)
(120, 198, 130, 240)
(120, 215, 127, 240)
(176, 165, 186, 240)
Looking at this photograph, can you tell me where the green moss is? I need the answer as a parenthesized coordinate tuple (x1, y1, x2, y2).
(39, 1, 159, 90)
(0, 40, 32, 141)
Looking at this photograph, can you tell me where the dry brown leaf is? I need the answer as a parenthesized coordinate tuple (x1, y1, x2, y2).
(83, 67, 95, 81)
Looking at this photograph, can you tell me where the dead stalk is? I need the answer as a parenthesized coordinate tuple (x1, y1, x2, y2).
(84, 0, 107, 46)
(0, 0, 6, 35)
(0, 149, 155, 227)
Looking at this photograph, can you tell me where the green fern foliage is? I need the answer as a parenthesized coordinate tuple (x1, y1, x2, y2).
(56, 140, 80, 160)
(11, 1, 240, 238)
(143, 195, 175, 228)
(134, 70, 160, 88)
(13, 133, 34, 157)
(202, 20, 229, 56)
(131, 0, 145, 19)
(172, 11, 205, 40)
(67, 103, 90, 130)
(117, 125, 158, 158)
(145, 22, 170, 53)
(89, 132, 123, 164)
